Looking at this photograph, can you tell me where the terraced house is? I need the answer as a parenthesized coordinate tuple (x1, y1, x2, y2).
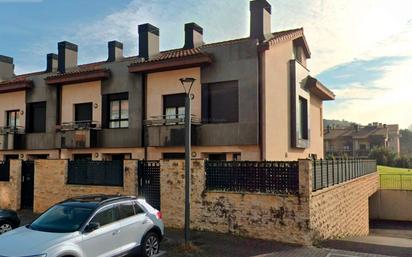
(0, 0, 334, 162)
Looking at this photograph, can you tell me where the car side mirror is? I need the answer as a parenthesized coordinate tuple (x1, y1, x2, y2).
(84, 222, 100, 233)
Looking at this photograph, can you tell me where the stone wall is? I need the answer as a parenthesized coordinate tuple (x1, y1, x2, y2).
(309, 173, 379, 241)
(160, 159, 379, 245)
(34, 160, 137, 213)
(0, 160, 21, 210)
(160, 160, 313, 245)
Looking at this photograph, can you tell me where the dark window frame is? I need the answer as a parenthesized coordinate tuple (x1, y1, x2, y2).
(27, 102, 46, 133)
(299, 96, 309, 140)
(106, 93, 129, 129)
(6, 110, 20, 128)
(163, 93, 186, 120)
(74, 102, 93, 123)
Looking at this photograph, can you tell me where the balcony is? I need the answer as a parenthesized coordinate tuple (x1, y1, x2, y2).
(0, 126, 25, 150)
(144, 115, 200, 147)
(56, 121, 100, 149)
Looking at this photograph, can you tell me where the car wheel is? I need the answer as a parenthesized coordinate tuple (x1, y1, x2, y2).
(141, 231, 160, 257)
(0, 221, 13, 235)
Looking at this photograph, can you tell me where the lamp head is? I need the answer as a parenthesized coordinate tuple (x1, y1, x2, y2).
(179, 77, 196, 93)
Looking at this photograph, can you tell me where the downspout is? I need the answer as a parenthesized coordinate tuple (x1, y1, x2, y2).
(142, 73, 148, 160)
(258, 46, 264, 161)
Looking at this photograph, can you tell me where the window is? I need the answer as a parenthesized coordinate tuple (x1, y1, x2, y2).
(163, 94, 185, 120)
(109, 99, 129, 128)
(27, 102, 46, 133)
(208, 153, 227, 161)
(298, 97, 308, 140)
(90, 207, 119, 227)
(202, 81, 239, 123)
(233, 153, 241, 161)
(75, 103, 93, 122)
(163, 153, 185, 160)
(118, 202, 135, 220)
(6, 110, 19, 128)
(73, 154, 92, 161)
(133, 202, 145, 214)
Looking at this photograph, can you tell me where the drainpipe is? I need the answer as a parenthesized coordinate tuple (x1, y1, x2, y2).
(258, 48, 264, 161)
(142, 73, 148, 160)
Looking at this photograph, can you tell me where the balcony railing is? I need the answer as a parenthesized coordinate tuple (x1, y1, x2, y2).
(0, 126, 25, 135)
(57, 121, 101, 131)
(144, 115, 201, 127)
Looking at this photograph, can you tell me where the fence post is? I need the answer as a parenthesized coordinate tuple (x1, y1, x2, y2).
(299, 159, 312, 197)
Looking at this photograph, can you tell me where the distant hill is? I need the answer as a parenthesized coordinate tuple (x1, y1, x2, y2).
(323, 119, 357, 129)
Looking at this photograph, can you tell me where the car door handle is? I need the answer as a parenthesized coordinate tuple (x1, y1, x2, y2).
(112, 230, 120, 236)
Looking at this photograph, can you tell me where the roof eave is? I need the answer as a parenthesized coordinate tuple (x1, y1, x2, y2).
(0, 80, 33, 94)
(306, 76, 335, 101)
(128, 54, 213, 73)
(46, 69, 111, 85)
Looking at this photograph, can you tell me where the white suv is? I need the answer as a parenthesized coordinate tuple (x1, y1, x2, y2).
(0, 195, 164, 257)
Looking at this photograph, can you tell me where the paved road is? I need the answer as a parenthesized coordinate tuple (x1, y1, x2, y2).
(15, 212, 403, 257)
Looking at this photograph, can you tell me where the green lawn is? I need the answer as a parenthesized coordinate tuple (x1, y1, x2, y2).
(378, 166, 412, 190)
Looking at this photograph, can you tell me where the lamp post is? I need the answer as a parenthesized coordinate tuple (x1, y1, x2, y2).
(179, 77, 196, 245)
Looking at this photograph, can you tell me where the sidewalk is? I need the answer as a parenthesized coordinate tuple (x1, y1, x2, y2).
(161, 229, 394, 257)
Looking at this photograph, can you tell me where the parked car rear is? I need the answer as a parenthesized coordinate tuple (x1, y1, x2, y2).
(0, 209, 20, 235)
(0, 195, 164, 257)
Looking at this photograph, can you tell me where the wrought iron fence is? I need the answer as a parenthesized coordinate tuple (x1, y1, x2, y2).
(380, 174, 412, 190)
(312, 159, 376, 192)
(205, 161, 299, 195)
(67, 160, 124, 186)
(0, 161, 10, 181)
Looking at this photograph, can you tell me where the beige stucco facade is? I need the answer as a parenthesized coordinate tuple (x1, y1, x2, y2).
(261, 41, 324, 161)
(0, 150, 60, 161)
(61, 81, 102, 124)
(147, 145, 260, 161)
(146, 68, 201, 119)
(0, 91, 26, 128)
(60, 147, 145, 161)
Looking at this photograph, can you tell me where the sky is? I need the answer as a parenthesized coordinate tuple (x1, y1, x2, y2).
(0, 0, 411, 128)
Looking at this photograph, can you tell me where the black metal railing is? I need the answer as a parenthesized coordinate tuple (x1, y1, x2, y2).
(57, 121, 101, 131)
(312, 159, 376, 192)
(205, 161, 299, 195)
(380, 174, 412, 190)
(67, 160, 123, 186)
(0, 126, 25, 135)
(144, 114, 201, 126)
(0, 161, 10, 181)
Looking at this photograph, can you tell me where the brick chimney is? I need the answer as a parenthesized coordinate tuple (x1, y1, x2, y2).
(46, 53, 58, 72)
(250, 0, 272, 42)
(108, 41, 123, 62)
(138, 23, 160, 59)
(184, 23, 204, 49)
(58, 41, 78, 73)
(0, 55, 14, 82)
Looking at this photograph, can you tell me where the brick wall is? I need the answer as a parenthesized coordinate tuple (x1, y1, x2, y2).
(34, 160, 137, 213)
(160, 159, 379, 245)
(309, 173, 379, 241)
(0, 160, 21, 210)
(160, 160, 313, 245)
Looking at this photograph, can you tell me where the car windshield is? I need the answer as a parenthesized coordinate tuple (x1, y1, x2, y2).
(29, 204, 94, 233)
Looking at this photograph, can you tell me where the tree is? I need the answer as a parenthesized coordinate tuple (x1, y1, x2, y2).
(369, 147, 397, 166)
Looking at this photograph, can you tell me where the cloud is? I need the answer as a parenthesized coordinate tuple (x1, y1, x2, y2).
(9, 0, 412, 127)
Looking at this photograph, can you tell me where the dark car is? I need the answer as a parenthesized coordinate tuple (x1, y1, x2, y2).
(0, 209, 20, 235)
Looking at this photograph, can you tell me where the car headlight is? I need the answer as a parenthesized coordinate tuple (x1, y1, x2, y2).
(21, 254, 47, 257)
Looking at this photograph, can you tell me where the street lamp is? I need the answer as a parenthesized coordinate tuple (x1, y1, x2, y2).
(179, 77, 196, 245)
